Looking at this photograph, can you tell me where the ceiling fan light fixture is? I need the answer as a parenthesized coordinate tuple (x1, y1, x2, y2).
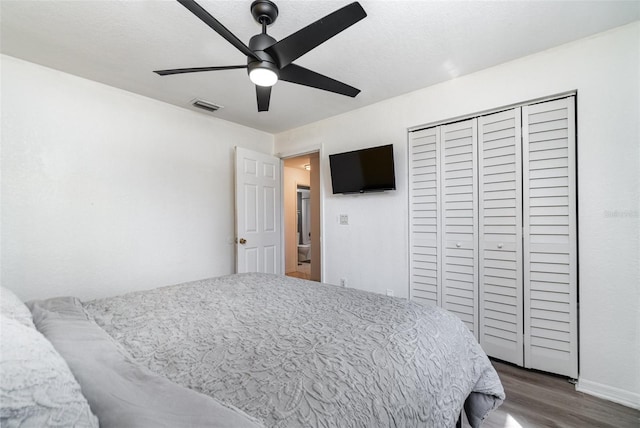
(248, 60, 279, 87)
(249, 67, 278, 87)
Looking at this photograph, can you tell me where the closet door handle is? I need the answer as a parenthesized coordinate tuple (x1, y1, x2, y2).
(497, 243, 503, 249)
(456, 242, 462, 248)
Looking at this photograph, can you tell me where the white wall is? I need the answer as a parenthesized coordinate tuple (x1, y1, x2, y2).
(1, 55, 273, 301)
(275, 23, 640, 408)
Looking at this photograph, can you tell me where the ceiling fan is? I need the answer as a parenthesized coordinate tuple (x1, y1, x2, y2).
(154, 0, 367, 112)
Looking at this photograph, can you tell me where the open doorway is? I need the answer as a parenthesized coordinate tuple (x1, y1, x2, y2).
(283, 152, 321, 281)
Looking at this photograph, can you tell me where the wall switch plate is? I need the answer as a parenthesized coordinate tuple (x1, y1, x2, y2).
(386, 289, 394, 297)
(340, 278, 347, 287)
(339, 214, 349, 225)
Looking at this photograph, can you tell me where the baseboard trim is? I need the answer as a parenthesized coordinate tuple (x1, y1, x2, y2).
(577, 379, 640, 410)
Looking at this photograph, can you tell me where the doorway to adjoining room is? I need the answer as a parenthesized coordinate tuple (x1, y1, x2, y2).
(283, 153, 320, 281)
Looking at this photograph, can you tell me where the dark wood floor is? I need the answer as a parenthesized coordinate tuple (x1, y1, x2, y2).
(475, 360, 640, 428)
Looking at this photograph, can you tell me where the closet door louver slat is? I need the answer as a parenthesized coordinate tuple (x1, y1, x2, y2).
(409, 127, 441, 307)
(523, 96, 577, 378)
(478, 108, 524, 365)
(441, 119, 479, 338)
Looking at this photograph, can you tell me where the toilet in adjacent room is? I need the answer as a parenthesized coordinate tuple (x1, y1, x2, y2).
(297, 233, 311, 263)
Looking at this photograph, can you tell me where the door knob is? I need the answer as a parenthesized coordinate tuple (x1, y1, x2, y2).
(497, 243, 503, 249)
(239, 238, 247, 245)
(456, 242, 462, 248)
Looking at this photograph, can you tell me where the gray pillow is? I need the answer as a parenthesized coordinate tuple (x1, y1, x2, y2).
(28, 297, 264, 428)
(0, 287, 35, 329)
(0, 314, 98, 428)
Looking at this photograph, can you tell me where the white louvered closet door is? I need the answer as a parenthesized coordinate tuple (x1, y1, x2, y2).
(409, 127, 441, 307)
(440, 119, 479, 339)
(478, 109, 524, 366)
(523, 96, 577, 378)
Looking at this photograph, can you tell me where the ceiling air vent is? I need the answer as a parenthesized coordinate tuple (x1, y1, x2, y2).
(191, 99, 223, 113)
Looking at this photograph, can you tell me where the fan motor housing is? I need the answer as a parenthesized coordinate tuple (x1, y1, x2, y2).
(249, 33, 277, 53)
(247, 33, 279, 79)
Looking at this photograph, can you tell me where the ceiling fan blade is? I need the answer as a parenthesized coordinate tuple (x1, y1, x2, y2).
(279, 64, 360, 97)
(265, 2, 366, 68)
(177, 0, 258, 61)
(154, 65, 247, 76)
(256, 85, 271, 112)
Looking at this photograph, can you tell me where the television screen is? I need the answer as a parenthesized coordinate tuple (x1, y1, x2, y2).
(329, 144, 396, 194)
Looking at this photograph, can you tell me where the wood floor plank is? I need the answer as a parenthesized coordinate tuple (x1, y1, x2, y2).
(477, 360, 640, 428)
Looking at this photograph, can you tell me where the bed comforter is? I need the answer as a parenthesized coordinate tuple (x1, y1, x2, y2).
(75, 273, 504, 427)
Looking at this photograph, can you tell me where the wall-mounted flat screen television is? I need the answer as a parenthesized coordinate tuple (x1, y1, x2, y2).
(329, 144, 396, 194)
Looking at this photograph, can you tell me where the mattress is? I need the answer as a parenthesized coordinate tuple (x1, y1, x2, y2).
(29, 273, 504, 427)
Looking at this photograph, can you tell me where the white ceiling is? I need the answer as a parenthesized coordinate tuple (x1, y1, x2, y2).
(2, 1, 638, 134)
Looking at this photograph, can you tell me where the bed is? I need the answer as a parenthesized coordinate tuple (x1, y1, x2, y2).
(2, 273, 504, 427)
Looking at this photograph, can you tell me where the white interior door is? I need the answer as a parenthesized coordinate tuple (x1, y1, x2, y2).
(440, 118, 479, 339)
(409, 127, 442, 307)
(478, 108, 524, 365)
(523, 96, 578, 378)
(235, 147, 282, 274)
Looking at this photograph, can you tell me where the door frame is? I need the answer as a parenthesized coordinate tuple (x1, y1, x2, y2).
(277, 144, 325, 282)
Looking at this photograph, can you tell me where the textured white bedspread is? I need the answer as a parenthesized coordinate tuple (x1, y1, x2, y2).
(84, 273, 504, 427)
